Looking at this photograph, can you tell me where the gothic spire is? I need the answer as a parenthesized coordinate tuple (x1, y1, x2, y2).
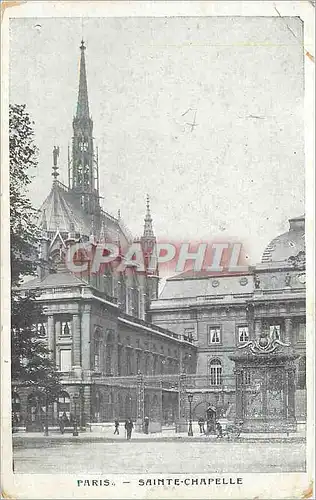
(76, 40, 90, 120)
(71, 41, 99, 215)
(143, 194, 154, 238)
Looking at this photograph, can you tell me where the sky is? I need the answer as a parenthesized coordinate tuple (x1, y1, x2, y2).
(9, 16, 304, 264)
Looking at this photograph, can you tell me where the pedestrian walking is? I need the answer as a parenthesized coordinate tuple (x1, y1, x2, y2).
(114, 418, 120, 435)
(216, 421, 223, 438)
(144, 416, 149, 434)
(125, 418, 134, 440)
(198, 416, 205, 434)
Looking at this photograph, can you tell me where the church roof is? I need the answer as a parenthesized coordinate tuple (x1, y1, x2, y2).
(37, 179, 131, 245)
(261, 215, 305, 263)
(38, 180, 89, 234)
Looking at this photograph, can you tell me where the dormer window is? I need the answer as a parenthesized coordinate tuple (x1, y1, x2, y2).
(63, 322, 70, 336)
(61, 318, 72, 336)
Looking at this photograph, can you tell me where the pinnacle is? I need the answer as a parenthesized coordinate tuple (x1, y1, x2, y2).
(76, 40, 90, 119)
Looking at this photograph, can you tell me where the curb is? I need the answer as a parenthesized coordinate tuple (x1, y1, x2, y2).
(13, 436, 306, 446)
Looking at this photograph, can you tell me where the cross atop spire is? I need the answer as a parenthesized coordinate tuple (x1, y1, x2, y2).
(143, 194, 154, 238)
(76, 40, 90, 119)
(52, 146, 60, 181)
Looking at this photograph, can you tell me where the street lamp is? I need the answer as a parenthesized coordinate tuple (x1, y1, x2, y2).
(44, 393, 49, 437)
(188, 393, 193, 436)
(73, 393, 79, 436)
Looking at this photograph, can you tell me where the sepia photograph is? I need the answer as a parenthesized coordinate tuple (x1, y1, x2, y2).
(1, 1, 314, 499)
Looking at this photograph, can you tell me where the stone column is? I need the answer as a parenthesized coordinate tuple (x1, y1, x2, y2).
(136, 373, 144, 431)
(72, 314, 81, 370)
(284, 318, 292, 344)
(47, 315, 55, 361)
(112, 340, 119, 376)
(81, 310, 91, 371)
(130, 349, 136, 375)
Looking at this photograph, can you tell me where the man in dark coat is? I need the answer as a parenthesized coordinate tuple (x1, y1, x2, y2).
(144, 416, 149, 434)
(125, 418, 134, 440)
(216, 421, 223, 438)
(114, 418, 120, 435)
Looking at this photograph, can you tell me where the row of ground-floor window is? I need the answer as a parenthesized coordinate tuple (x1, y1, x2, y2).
(12, 384, 307, 431)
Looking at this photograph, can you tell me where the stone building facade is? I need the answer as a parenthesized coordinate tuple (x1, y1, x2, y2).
(12, 41, 196, 431)
(150, 216, 306, 422)
(12, 40, 306, 432)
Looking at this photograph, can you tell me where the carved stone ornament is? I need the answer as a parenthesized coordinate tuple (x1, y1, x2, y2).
(238, 331, 290, 355)
(239, 277, 248, 286)
(285, 273, 291, 286)
(288, 250, 306, 270)
(297, 273, 306, 284)
(254, 275, 261, 289)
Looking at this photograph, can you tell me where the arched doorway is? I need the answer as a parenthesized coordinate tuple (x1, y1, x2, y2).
(209, 358, 222, 386)
(12, 392, 21, 425)
(26, 392, 45, 431)
(103, 390, 114, 421)
(125, 394, 132, 420)
(58, 391, 71, 419)
(94, 391, 102, 422)
(144, 393, 151, 419)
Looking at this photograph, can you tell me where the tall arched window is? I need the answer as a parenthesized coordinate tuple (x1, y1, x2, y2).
(58, 391, 71, 418)
(209, 358, 222, 386)
(106, 331, 114, 376)
(12, 392, 21, 423)
(94, 329, 101, 372)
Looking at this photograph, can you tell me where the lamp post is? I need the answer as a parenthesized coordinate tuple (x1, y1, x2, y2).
(188, 393, 193, 436)
(79, 385, 85, 430)
(44, 393, 49, 436)
(73, 393, 79, 436)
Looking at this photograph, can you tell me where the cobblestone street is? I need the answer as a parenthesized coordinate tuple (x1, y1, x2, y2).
(13, 438, 306, 474)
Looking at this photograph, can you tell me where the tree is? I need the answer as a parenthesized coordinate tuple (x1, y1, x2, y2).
(10, 104, 61, 413)
(10, 104, 39, 287)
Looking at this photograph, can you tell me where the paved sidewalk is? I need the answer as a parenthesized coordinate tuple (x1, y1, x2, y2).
(13, 427, 305, 444)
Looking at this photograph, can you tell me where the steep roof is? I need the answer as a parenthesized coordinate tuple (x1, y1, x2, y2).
(37, 180, 131, 245)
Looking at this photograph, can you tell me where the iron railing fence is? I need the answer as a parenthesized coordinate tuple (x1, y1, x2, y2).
(57, 372, 237, 392)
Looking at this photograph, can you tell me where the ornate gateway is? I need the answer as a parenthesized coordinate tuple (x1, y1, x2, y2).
(230, 331, 298, 433)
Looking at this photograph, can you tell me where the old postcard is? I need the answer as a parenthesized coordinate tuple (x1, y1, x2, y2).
(1, 1, 315, 499)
